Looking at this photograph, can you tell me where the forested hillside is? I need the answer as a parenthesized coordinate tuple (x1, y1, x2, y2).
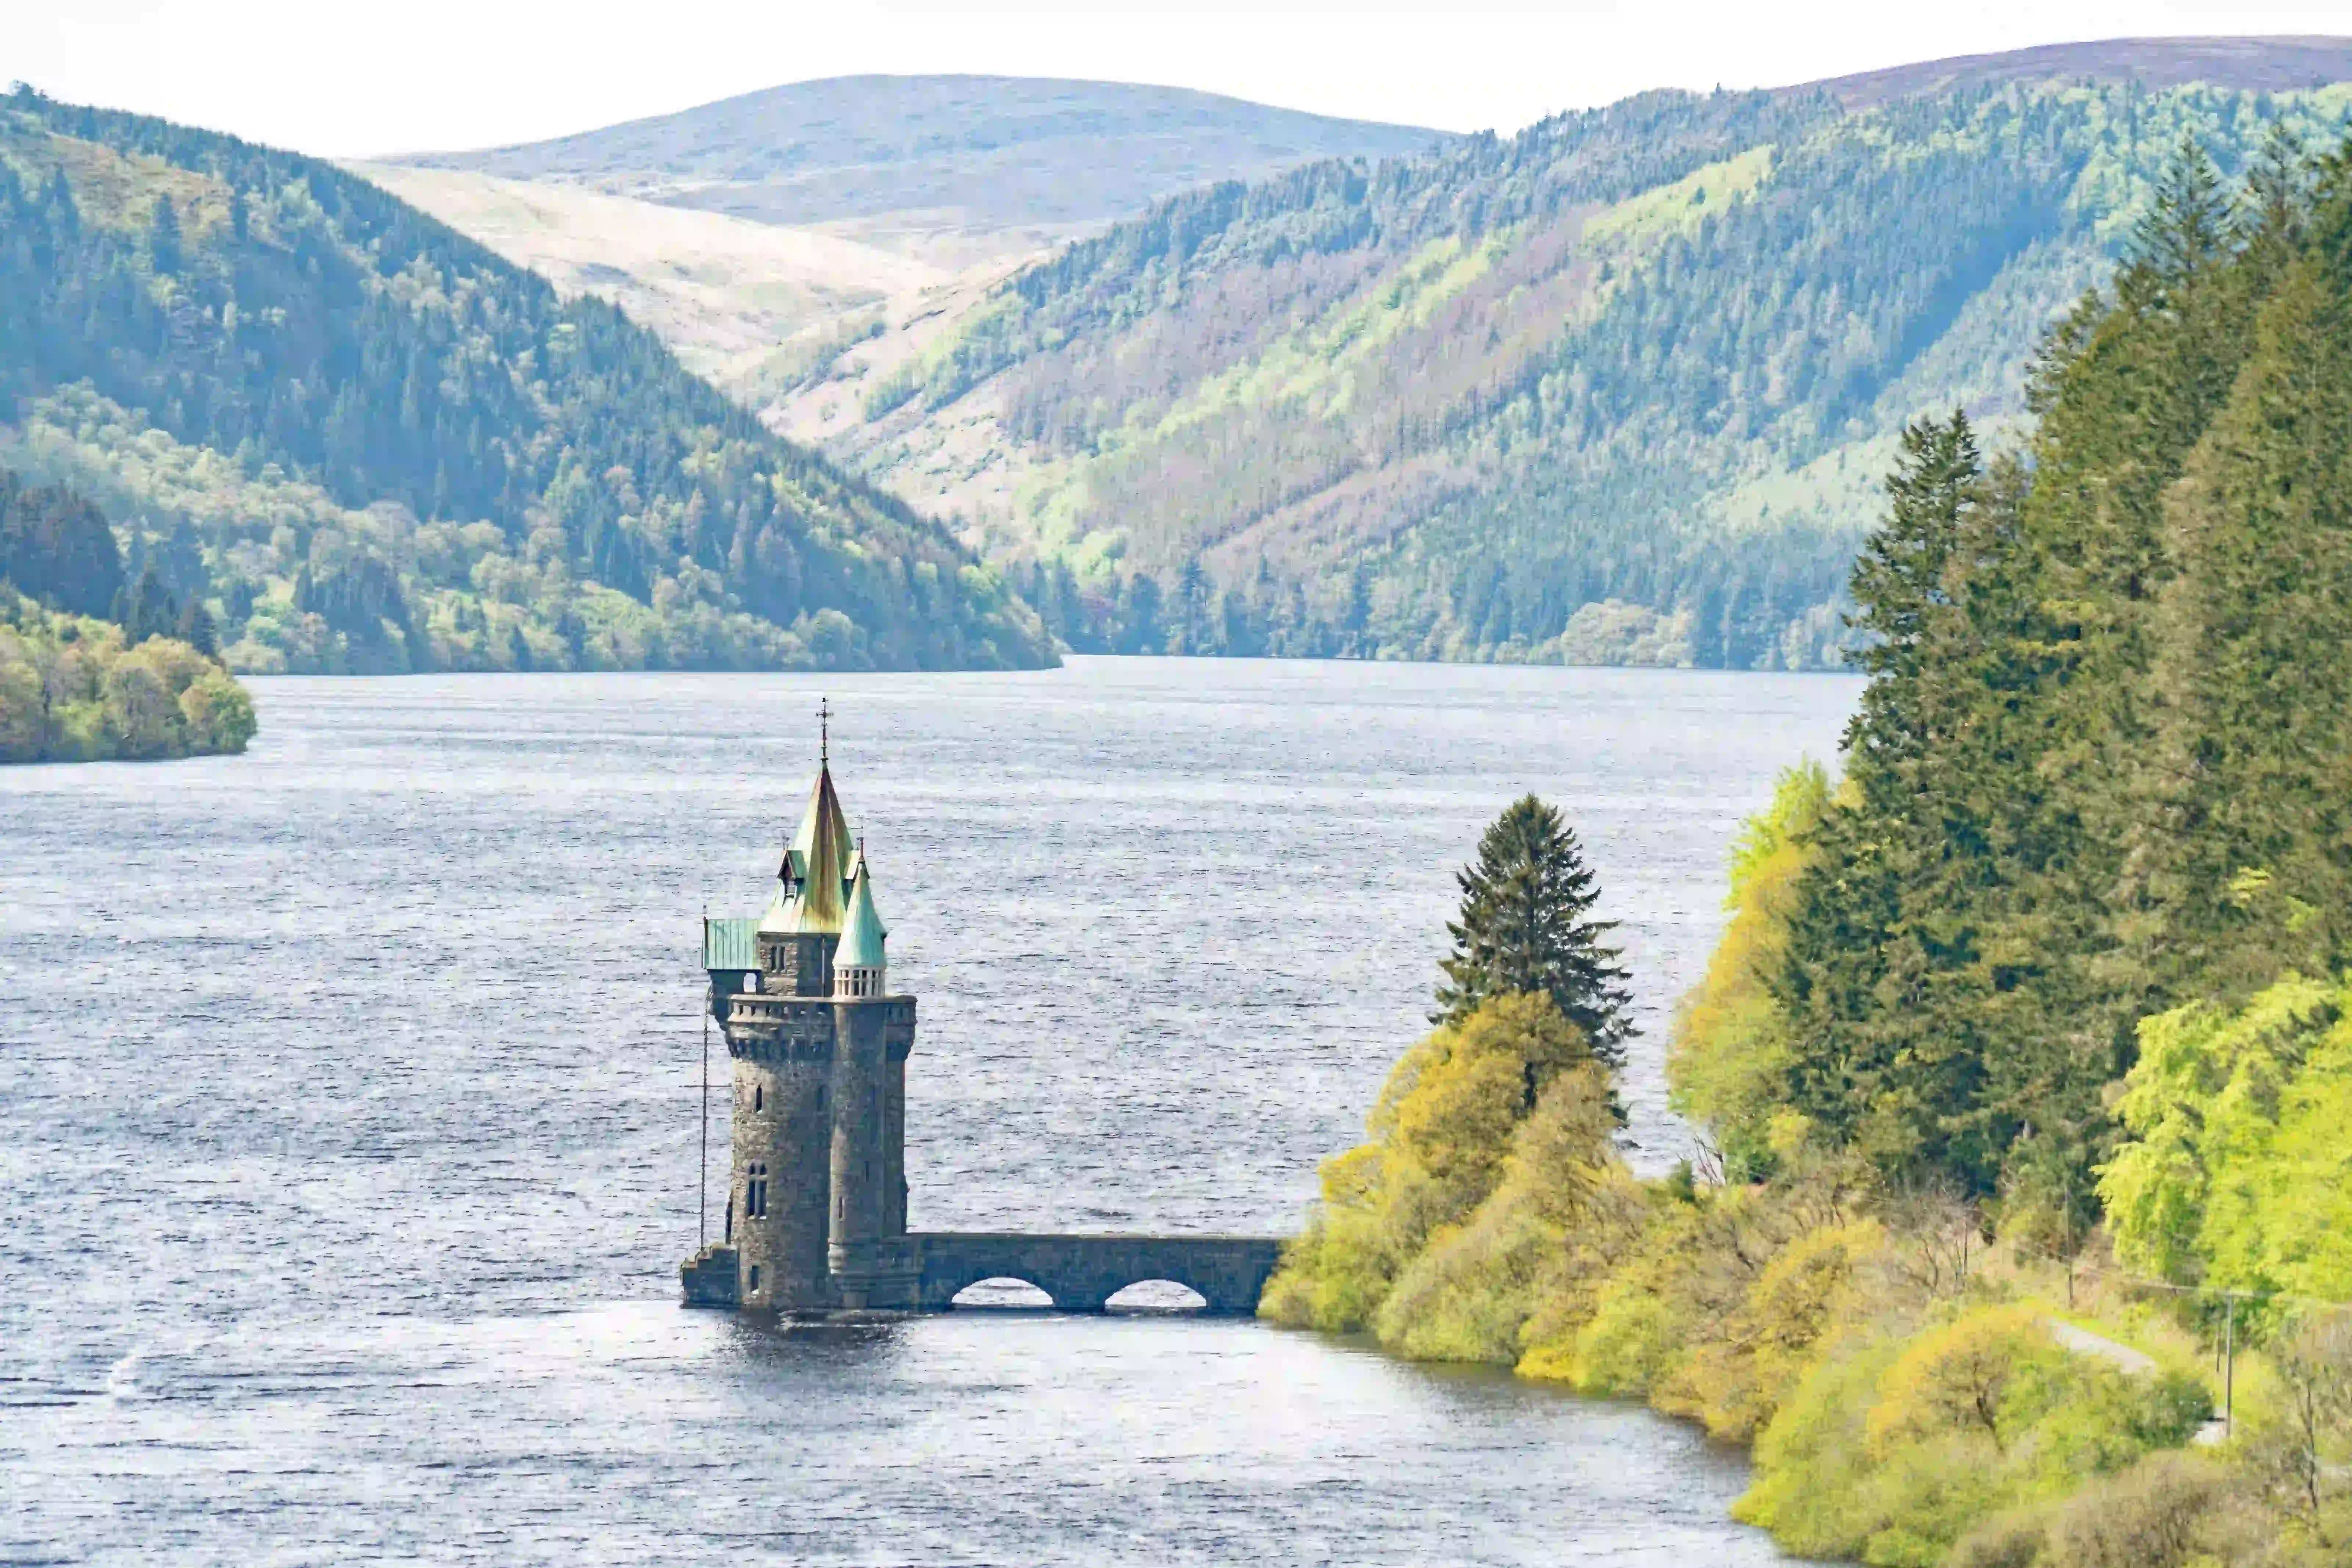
(784, 59, 2352, 668)
(0, 88, 1055, 675)
(1672, 131, 2352, 1222)
(1266, 140, 2352, 1568)
(0, 471, 256, 762)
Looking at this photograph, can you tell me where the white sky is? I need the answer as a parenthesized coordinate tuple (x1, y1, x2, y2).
(4, 0, 2350, 159)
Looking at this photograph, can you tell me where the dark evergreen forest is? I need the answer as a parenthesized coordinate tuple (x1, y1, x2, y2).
(0, 89, 1053, 673)
(1674, 132, 2352, 1235)
(0, 470, 121, 619)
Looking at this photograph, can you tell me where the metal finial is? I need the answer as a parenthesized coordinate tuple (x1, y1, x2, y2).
(819, 696, 831, 764)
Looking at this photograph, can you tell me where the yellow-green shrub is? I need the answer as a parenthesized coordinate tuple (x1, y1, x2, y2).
(1739, 1302, 2214, 1567)
(1738, 1334, 1909, 1556)
(1374, 1063, 1619, 1360)
(1260, 992, 1604, 1337)
(1667, 761, 1831, 1180)
(1560, 1267, 1682, 1395)
(1677, 1217, 1886, 1442)
(0, 593, 255, 762)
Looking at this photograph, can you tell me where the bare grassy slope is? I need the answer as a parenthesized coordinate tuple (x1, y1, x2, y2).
(393, 75, 1451, 248)
(348, 163, 1000, 392)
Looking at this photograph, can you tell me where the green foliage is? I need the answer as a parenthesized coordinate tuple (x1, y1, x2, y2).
(1434, 794, 1631, 1067)
(2101, 976, 2352, 1303)
(1772, 410, 2036, 1192)
(0, 588, 254, 762)
(1259, 991, 1614, 1336)
(2243, 1312, 2352, 1553)
(1736, 1303, 2214, 1567)
(0, 89, 1054, 673)
(0, 468, 119, 616)
(857, 79, 2352, 671)
(1689, 134, 2352, 1221)
(1949, 1450, 2239, 1568)
(1668, 760, 1832, 1178)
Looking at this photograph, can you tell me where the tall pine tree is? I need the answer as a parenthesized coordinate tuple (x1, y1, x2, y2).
(1435, 795, 1632, 1070)
(1776, 412, 2020, 1187)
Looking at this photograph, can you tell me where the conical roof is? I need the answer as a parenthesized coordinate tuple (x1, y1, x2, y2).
(835, 860, 888, 970)
(759, 763, 853, 935)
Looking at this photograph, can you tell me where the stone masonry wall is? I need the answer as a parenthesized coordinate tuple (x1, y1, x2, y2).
(730, 1049, 835, 1311)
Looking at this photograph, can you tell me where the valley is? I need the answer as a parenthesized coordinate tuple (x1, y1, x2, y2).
(367, 43, 2352, 670)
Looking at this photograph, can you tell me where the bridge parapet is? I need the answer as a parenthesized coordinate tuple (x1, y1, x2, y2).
(913, 1232, 1283, 1316)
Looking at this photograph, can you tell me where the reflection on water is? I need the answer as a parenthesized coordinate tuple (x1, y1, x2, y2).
(0, 657, 1849, 1563)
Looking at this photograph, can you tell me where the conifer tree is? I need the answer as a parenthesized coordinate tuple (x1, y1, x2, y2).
(147, 193, 181, 275)
(2136, 141, 2352, 999)
(1435, 794, 1631, 1071)
(1777, 412, 2013, 1185)
(173, 595, 217, 659)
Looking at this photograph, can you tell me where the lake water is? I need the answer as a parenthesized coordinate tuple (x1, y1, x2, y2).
(0, 656, 1856, 1564)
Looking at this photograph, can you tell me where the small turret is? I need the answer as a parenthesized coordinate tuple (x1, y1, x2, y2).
(834, 857, 888, 999)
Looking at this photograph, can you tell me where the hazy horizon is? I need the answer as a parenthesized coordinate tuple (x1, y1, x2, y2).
(5, 0, 2349, 161)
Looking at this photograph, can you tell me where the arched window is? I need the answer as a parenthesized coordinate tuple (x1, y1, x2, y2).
(753, 1084, 763, 1113)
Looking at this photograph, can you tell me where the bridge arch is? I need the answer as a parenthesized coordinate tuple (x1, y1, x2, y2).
(946, 1276, 1055, 1309)
(913, 1234, 1283, 1317)
(1104, 1280, 1208, 1313)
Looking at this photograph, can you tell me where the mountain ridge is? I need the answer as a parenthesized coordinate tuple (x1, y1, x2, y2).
(757, 49, 2352, 667)
(1790, 33, 2352, 105)
(0, 88, 1056, 675)
(392, 75, 1453, 256)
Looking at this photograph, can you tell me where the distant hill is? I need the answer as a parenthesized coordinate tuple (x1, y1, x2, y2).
(1798, 34, 2352, 105)
(394, 75, 1452, 262)
(765, 39, 2352, 669)
(0, 88, 1055, 675)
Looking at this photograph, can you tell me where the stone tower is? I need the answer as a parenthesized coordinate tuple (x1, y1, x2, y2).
(713, 755, 917, 1312)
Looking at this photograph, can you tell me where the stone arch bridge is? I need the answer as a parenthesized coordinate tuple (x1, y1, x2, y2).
(913, 1233, 1281, 1316)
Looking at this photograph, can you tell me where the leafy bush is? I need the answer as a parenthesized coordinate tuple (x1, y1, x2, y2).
(2037, 1451, 2231, 1568)
(0, 589, 254, 762)
(1260, 991, 1612, 1338)
(1666, 760, 1831, 1180)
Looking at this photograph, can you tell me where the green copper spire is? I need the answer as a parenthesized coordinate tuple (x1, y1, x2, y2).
(782, 762, 854, 893)
(760, 748, 855, 936)
(835, 857, 888, 970)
